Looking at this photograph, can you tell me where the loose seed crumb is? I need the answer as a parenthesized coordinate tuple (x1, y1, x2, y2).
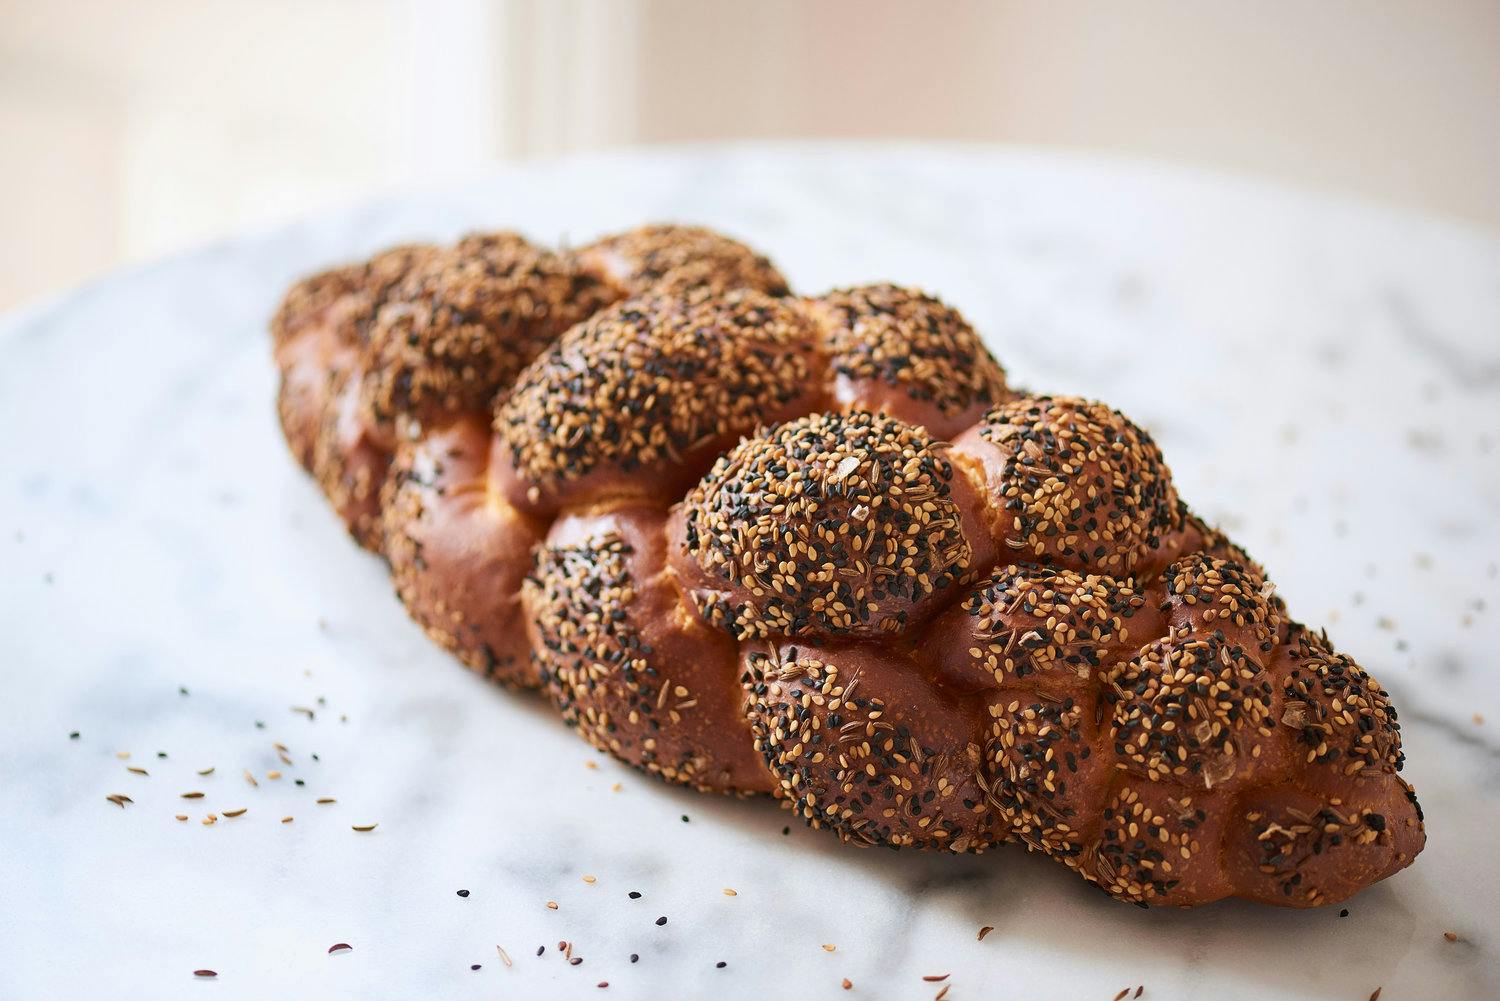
(547, 901, 559, 910)
(977, 925, 993, 941)
(351, 823, 378, 832)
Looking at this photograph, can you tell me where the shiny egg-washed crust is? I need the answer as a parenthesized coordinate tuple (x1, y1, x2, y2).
(272, 224, 1424, 908)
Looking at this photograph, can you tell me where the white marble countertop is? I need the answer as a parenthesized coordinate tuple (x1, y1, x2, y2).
(2, 144, 1497, 1000)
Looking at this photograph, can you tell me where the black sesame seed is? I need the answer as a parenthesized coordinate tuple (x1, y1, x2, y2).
(716, 961, 726, 969)
(470, 964, 481, 971)
(457, 889, 470, 898)
(655, 916, 667, 926)
(630, 953, 639, 963)
(68, 731, 79, 740)
(628, 891, 641, 899)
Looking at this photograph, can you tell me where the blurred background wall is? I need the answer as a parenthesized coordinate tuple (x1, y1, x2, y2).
(2, 0, 1497, 311)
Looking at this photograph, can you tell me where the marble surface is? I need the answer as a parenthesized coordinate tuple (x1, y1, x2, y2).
(2, 144, 1497, 1000)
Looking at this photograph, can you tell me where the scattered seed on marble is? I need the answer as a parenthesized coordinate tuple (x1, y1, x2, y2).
(267, 770, 282, 780)
(281, 816, 293, 824)
(569, 958, 582, 966)
(181, 792, 204, 799)
(69, 732, 79, 740)
(126, 766, 149, 776)
(822, 944, 836, 953)
(1444, 932, 1459, 942)
(842, 979, 852, 990)
(105, 794, 132, 808)
(316, 798, 336, 805)
(222, 808, 247, 818)
(176, 815, 188, 822)
(924, 974, 950, 982)
(497, 946, 511, 967)
(630, 954, 639, 964)
(582, 875, 597, 884)
(655, 916, 667, 926)
(457, 889, 470, 898)
(547, 901, 558, 910)
(628, 891, 641, 899)
(1113, 990, 1130, 1001)
(244, 771, 258, 788)
(156, 751, 168, 759)
(977, 926, 993, 941)
(722, 888, 737, 896)
(202, 815, 217, 825)
(328, 944, 352, 954)
(470, 964, 480, 971)
(351, 823, 378, 832)
(193, 970, 216, 978)
(716, 961, 727, 969)
(537, 946, 545, 957)
(197, 767, 214, 776)
(116, 751, 130, 760)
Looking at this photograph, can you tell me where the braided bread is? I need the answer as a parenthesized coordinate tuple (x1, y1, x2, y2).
(272, 224, 1425, 907)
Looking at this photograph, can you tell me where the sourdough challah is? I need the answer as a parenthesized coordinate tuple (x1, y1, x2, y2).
(272, 224, 1424, 907)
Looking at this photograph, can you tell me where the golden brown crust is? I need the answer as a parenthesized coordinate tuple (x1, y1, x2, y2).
(805, 284, 1010, 438)
(952, 396, 1184, 577)
(383, 415, 542, 686)
(524, 506, 773, 792)
(360, 233, 617, 432)
(271, 226, 1425, 908)
(742, 641, 996, 850)
(495, 290, 826, 516)
(572, 224, 789, 299)
(675, 411, 983, 640)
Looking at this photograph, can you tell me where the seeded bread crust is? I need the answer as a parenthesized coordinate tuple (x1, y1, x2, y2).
(271, 224, 1424, 908)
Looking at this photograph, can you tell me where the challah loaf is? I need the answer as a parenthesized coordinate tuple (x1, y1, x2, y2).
(272, 224, 1424, 907)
